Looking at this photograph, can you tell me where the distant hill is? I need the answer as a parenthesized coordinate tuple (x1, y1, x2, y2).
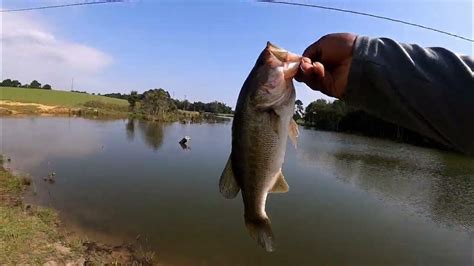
(0, 87, 127, 107)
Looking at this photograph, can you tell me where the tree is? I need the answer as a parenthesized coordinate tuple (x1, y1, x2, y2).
(11, 80, 21, 87)
(128, 90, 139, 111)
(103, 93, 128, 100)
(1, 79, 22, 87)
(173, 99, 190, 110)
(29, 80, 41, 89)
(141, 88, 176, 119)
(303, 99, 346, 130)
(1, 79, 12, 87)
(42, 84, 52, 90)
(183, 100, 232, 114)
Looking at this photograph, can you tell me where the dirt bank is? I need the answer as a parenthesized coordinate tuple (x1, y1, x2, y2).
(0, 155, 155, 264)
(0, 100, 74, 115)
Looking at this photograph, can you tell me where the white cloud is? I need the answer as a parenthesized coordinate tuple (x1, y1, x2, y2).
(0, 12, 112, 89)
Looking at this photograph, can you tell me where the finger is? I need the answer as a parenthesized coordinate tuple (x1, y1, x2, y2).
(297, 61, 324, 79)
(301, 57, 311, 64)
(295, 62, 325, 91)
(300, 61, 314, 73)
(302, 41, 322, 62)
(312, 62, 325, 78)
(295, 61, 320, 82)
(295, 63, 338, 98)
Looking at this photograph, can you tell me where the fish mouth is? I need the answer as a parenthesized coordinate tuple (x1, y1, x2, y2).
(266, 42, 301, 79)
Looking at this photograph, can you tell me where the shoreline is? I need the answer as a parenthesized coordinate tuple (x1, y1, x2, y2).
(0, 100, 232, 123)
(0, 155, 155, 264)
(0, 100, 129, 118)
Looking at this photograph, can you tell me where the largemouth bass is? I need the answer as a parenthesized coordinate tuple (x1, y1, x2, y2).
(219, 42, 300, 252)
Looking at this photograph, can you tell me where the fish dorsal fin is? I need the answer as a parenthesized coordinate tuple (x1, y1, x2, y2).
(269, 170, 289, 193)
(219, 155, 240, 199)
(288, 119, 299, 149)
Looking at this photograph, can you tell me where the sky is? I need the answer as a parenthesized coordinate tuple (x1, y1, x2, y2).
(1, 0, 472, 107)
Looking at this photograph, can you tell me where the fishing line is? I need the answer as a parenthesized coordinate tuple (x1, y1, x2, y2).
(0, 0, 124, 13)
(258, 0, 474, 42)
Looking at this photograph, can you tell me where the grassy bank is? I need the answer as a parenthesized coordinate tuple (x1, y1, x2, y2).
(0, 87, 231, 121)
(0, 87, 129, 117)
(0, 156, 154, 264)
(0, 87, 127, 107)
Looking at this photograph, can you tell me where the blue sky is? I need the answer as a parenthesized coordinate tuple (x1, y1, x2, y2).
(1, 0, 472, 107)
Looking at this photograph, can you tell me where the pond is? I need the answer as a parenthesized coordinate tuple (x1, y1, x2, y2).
(1, 117, 472, 265)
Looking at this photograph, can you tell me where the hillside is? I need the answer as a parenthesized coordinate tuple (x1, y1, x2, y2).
(0, 87, 127, 107)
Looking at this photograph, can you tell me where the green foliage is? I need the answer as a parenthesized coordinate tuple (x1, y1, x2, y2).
(42, 84, 52, 90)
(1, 78, 49, 90)
(104, 90, 233, 115)
(1, 79, 53, 90)
(140, 88, 177, 120)
(1, 79, 21, 87)
(302, 98, 443, 149)
(103, 92, 130, 100)
(128, 90, 139, 111)
(174, 99, 233, 114)
(29, 80, 41, 89)
(304, 99, 346, 131)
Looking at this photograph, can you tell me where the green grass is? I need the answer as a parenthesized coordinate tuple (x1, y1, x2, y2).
(0, 156, 82, 264)
(0, 155, 155, 264)
(0, 87, 127, 107)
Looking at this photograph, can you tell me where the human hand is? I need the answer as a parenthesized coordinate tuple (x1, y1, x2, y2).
(295, 33, 357, 99)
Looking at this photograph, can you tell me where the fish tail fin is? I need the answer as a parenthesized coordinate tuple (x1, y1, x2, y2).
(245, 216, 275, 252)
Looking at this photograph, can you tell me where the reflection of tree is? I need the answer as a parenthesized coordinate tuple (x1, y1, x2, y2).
(137, 121, 164, 151)
(125, 119, 135, 141)
(296, 135, 474, 230)
(429, 153, 474, 230)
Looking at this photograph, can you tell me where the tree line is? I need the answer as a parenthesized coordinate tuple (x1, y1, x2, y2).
(299, 99, 446, 150)
(0, 79, 52, 90)
(172, 99, 232, 114)
(115, 88, 232, 121)
(1, 77, 232, 116)
(105, 91, 233, 114)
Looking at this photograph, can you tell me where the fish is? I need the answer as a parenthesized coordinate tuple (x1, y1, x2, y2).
(219, 42, 300, 252)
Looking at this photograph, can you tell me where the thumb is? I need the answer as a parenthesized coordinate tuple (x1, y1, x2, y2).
(295, 60, 325, 82)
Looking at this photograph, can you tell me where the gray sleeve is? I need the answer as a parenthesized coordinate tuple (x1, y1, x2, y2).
(344, 36, 474, 154)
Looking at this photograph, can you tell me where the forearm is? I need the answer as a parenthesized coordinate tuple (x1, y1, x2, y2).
(343, 36, 474, 154)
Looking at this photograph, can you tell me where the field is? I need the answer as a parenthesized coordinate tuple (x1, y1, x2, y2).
(0, 87, 127, 107)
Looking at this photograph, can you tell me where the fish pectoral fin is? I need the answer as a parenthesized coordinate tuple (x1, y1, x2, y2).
(288, 118, 299, 149)
(269, 109, 280, 134)
(219, 156, 240, 199)
(269, 170, 289, 193)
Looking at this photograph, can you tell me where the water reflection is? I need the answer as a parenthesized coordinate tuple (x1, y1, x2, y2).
(129, 119, 219, 151)
(0, 117, 104, 170)
(136, 120, 165, 151)
(1, 118, 472, 265)
(179, 142, 190, 150)
(430, 153, 474, 230)
(296, 130, 474, 230)
(125, 119, 135, 141)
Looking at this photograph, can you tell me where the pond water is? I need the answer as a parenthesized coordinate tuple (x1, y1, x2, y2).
(1, 117, 473, 265)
